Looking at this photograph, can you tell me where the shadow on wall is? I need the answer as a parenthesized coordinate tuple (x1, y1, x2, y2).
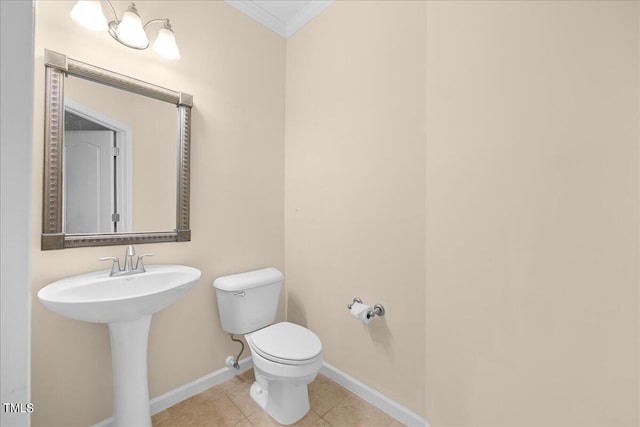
(366, 316, 394, 360)
(287, 293, 308, 328)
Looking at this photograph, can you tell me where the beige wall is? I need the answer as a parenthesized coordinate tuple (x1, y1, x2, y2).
(285, 1, 427, 417)
(286, 0, 638, 425)
(425, 1, 639, 426)
(32, 2, 285, 426)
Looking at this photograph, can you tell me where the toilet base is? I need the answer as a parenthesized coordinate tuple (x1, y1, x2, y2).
(250, 376, 311, 425)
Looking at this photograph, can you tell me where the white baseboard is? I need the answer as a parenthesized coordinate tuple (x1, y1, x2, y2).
(90, 357, 253, 427)
(92, 358, 428, 427)
(320, 362, 429, 427)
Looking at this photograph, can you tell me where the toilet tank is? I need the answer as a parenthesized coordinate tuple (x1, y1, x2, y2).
(213, 267, 283, 335)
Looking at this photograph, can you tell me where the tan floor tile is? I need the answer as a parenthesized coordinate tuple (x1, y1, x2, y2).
(233, 418, 254, 427)
(248, 411, 281, 427)
(198, 384, 226, 402)
(294, 411, 322, 426)
(248, 409, 320, 426)
(152, 418, 175, 427)
(314, 419, 332, 427)
(156, 412, 200, 427)
(308, 375, 349, 416)
(227, 382, 262, 417)
(159, 405, 209, 427)
(323, 394, 394, 427)
(217, 370, 255, 394)
(166, 394, 207, 419)
(151, 409, 171, 425)
(192, 394, 247, 427)
(240, 368, 255, 382)
(153, 415, 177, 427)
(389, 420, 407, 427)
(161, 393, 246, 427)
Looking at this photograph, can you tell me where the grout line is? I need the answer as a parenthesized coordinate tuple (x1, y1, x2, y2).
(225, 389, 252, 424)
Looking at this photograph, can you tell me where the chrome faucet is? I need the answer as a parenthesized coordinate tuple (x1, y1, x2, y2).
(98, 245, 154, 276)
(124, 245, 136, 272)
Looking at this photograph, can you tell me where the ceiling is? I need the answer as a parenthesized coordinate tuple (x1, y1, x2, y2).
(225, 0, 333, 38)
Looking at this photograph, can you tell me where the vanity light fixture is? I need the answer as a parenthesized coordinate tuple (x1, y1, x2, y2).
(70, 0, 180, 60)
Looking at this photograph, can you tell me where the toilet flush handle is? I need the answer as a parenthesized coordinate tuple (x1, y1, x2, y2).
(233, 291, 246, 297)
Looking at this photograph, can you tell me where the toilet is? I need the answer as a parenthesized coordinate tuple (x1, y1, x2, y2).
(213, 268, 323, 425)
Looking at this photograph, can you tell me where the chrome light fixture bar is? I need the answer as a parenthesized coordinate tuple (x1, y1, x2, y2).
(70, 0, 180, 60)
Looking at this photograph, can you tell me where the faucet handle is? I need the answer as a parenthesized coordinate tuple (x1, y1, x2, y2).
(134, 253, 154, 272)
(98, 256, 121, 275)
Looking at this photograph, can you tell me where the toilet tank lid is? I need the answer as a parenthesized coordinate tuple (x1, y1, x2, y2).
(213, 267, 283, 291)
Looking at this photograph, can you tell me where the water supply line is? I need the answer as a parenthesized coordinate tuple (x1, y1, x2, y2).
(228, 334, 244, 370)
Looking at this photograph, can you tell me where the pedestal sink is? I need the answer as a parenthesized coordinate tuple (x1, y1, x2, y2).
(38, 264, 201, 427)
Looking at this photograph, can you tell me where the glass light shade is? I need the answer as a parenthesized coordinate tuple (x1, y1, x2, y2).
(70, 1, 108, 31)
(115, 8, 148, 48)
(152, 27, 180, 60)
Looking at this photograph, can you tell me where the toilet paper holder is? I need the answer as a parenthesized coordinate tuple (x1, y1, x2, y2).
(347, 297, 386, 319)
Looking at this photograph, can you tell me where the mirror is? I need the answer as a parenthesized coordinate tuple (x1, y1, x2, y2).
(64, 76, 177, 234)
(42, 49, 192, 250)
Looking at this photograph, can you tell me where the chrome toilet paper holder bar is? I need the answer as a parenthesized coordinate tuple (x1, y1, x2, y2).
(346, 297, 362, 309)
(347, 297, 386, 319)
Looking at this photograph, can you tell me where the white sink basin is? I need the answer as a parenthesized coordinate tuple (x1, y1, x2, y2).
(38, 264, 201, 427)
(38, 264, 201, 323)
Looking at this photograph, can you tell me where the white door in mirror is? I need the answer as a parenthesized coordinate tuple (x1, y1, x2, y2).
(65, 130, 114, 233)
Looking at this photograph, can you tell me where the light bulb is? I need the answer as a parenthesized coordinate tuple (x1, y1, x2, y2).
(115, 3, 148, 49)
(70, 0, 108, 31)
(152, 25, 180, 60)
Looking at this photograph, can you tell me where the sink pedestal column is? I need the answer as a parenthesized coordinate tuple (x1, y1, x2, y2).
(108, 315, 152, 427)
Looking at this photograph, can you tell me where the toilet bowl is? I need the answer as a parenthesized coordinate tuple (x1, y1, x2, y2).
(213, 268, 323, 425)
(246, 322, 322, 425)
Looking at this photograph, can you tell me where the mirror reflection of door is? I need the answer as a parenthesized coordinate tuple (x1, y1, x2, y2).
(65, 129, 115, 233)
(63, 101, 133, 234)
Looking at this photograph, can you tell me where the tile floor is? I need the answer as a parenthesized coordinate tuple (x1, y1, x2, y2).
(152, 370, 405, 427)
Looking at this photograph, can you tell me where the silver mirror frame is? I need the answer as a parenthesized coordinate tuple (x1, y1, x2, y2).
(42, 49, 192, 250)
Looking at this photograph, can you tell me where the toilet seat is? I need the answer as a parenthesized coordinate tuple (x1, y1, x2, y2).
(247, 322, 322, 365)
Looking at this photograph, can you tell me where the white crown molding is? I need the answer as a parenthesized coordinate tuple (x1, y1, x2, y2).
(226, 1, 287, 37)
(285, 1, 333, 37)
(225, 1, 333, 38)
